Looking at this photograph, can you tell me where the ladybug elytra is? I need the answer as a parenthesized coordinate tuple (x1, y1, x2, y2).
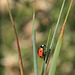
(38, 44, 46, 59)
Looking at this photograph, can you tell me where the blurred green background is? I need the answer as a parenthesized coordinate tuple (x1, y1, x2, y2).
(0, 0, 75, 75)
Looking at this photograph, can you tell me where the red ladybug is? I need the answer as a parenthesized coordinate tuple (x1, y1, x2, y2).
(38, 44, 46, 59)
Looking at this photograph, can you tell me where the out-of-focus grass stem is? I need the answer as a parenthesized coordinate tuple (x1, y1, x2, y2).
(7, 0, 24, 75)
(32, 1, 38, 75)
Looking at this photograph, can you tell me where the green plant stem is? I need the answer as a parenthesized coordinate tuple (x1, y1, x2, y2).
(48, 39, 62, 75)
(49, 0, 73, 75)
(46, 0, 65, 63)
(7, 0, 24, 75)
(46, 29, 51, 52)
(32, 1, 38, 75)
(40, 61, 45, 75)
(50, 0, 66, 50)
(40, 0, 66, 75)
(43, 0, 66, 74)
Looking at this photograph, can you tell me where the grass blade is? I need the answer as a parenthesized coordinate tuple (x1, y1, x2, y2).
(40, 61, 45, 75)
(49, 0, 66, 49)
(41, 0, 66, 75)
(49, 0, 73, 75)
(46, 29, 52, 52)
(40, 29, 52, 75)
(45, 29, 52, 63)
(45, 0, 66, 64)
(32, 1, 38, 75)
(7, 0, 24, 75)
(48, 38, 62, 75)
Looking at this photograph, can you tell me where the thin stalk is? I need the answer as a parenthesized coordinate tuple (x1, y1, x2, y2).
(40, 29, 51, 75)
(59, 0, 73, 40)
(32, 1, 38, 75)
(45, 0, 66, 63)
(40, 61, 45, 75)
(50, 0, 66, 50)
(44, 0, 66, 73)
(7, 0, 24, 75)
(46, 29, 51, 52)
(40, 0, 66, 75)
(49, 1, 73, 75)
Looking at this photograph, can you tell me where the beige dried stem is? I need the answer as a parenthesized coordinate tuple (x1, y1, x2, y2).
(7, 0, 24, 75)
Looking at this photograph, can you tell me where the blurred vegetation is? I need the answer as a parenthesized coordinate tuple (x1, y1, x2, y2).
(0, 0, 75, 75)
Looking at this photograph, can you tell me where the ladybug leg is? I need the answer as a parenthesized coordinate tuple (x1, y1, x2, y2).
(45, 49, 51, 63)
(43, 50, 47, 61)
(43, 53, 45, 60)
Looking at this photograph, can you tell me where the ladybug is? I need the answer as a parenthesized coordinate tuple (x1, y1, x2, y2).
(38, 44, 46, 60)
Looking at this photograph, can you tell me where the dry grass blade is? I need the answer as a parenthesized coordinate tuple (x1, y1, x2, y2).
(7, 0, 24, 75)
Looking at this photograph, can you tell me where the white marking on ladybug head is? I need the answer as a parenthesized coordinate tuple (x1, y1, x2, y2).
(42, 44, 44, 47)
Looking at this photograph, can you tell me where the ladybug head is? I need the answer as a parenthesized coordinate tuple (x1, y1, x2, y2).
(40, 44, 46, 48)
